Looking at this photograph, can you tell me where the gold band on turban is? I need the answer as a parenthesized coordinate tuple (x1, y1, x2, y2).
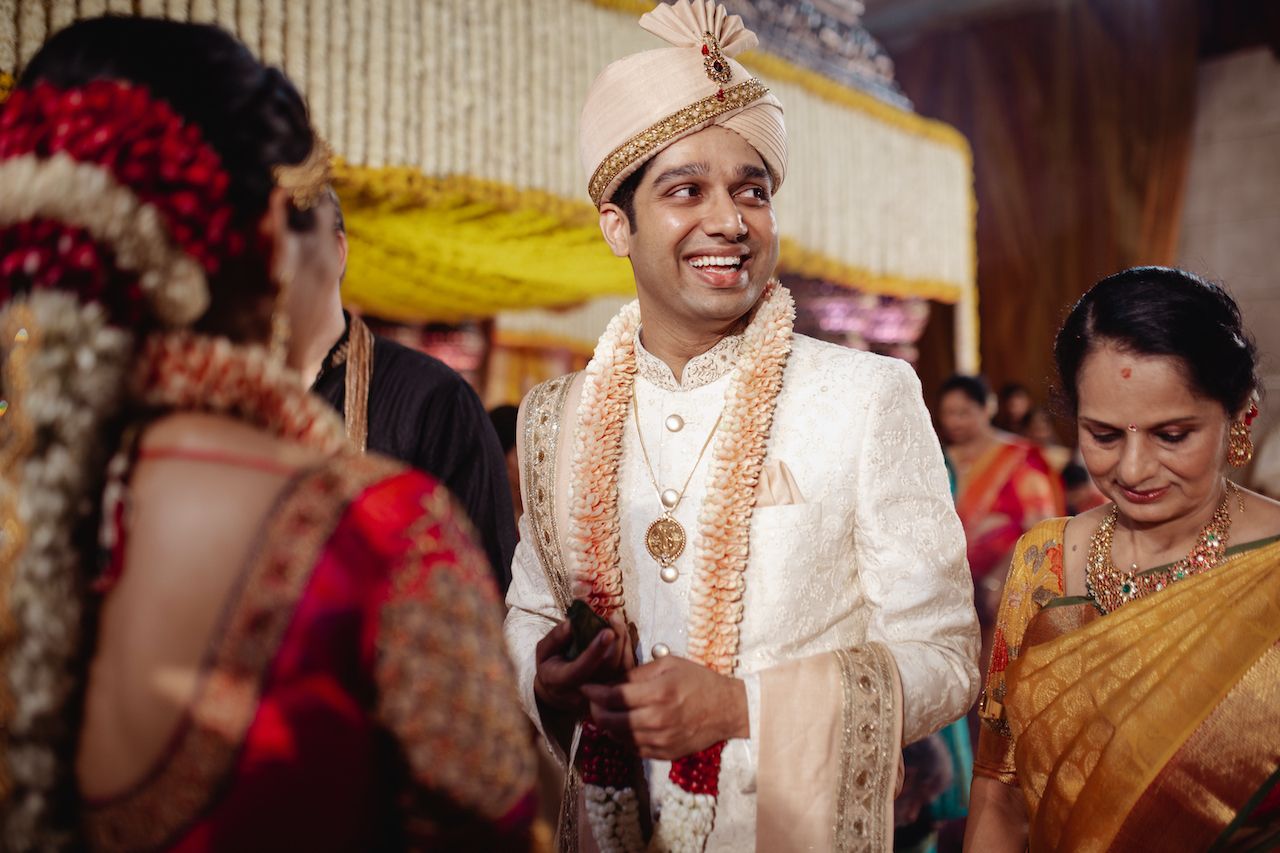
(580, 0, 788, 208)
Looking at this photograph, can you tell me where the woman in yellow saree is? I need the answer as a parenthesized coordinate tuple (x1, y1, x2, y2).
(965, 267, 1280, 852)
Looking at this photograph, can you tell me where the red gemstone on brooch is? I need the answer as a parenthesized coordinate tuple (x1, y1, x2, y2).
(717, 88, 725, 101)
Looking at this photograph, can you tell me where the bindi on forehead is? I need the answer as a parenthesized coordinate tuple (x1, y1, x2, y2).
(1121, 367, 1132, 379)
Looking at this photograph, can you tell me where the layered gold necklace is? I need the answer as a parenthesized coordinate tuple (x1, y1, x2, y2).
(631, 383, 723, 579)
(1086, 481, 1239, 614)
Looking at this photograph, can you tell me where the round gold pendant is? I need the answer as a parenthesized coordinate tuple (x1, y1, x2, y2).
(645, 513, 686, 568)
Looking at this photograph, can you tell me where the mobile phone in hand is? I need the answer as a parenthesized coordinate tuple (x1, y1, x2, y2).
(564, 599, 611, 662)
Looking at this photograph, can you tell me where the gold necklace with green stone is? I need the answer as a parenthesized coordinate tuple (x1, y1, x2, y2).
(1086, 482, 1238, 614)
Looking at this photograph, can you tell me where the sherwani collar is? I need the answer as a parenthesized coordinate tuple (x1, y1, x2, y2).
(634, 328, 743, 392)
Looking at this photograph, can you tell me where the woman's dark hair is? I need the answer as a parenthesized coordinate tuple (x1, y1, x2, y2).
(1054, 266, 1259, 417)
(939, 374, 990, 407)
(998, 382, 1029, 402)
(18, 16, 317, 342)
(1062, 461, 1091, 490)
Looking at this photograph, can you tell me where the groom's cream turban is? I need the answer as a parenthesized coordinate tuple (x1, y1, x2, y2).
(580, 0, 787, 208)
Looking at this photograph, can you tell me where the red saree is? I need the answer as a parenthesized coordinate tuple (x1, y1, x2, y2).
(81, 454, 536, 851)
(954, 440, 1063, 584)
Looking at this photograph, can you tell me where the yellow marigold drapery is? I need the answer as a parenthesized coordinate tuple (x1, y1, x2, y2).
(334, 166, 635, 323)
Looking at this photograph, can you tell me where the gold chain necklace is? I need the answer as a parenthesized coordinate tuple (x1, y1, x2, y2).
(1086, 481, 1238, 614)
(631, 383, 723, 579)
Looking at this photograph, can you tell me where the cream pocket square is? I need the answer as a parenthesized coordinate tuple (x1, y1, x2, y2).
(755, 460, 804, 508)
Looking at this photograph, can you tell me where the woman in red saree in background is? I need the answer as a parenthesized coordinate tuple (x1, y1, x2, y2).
(966, 267, 1280, 852)
(0, 18, 534, 850)
(938, 376, 1063, 657)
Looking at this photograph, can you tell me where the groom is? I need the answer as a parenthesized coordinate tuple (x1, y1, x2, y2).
(504, 2, 979, 849)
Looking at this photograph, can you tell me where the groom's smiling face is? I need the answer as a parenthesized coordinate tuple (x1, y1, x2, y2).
(600, 126, 779, 333)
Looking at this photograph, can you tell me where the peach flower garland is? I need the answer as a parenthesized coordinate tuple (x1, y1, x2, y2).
(566, 281, 794, 852)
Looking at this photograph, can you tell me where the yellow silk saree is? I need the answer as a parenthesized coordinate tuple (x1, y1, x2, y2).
(976, 519, 1280, 852)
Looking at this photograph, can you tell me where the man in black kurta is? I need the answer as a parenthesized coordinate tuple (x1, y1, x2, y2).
(287, 190, 516, 591)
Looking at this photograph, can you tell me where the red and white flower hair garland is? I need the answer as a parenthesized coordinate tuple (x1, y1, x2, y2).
(0, 79, 332, 848)
(566, 282, 794, 852)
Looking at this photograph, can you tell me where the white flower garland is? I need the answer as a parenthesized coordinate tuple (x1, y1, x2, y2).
(16, 1, 44, 68)
(1, 290, 132, 851)
(345, 0, 368, 164)
(49, 0, 76, 33)
(0, 0, 16, 75)
(584, 785, 645, 853)
(385, 0, 410, 166)
(190, 0, 216, 24)
(652, 783, 716, 853)
(366, 0, 387, 168)
(261, 0, 285, 66)
(327, 0, 347, 158)
(0, 154, 209, 326)
(281, 0, 307, 97)
(214, 0, 236, 33)
(237, 0, 260, 57)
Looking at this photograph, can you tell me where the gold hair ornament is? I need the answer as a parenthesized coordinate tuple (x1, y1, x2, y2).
(273, 137, 335, 211)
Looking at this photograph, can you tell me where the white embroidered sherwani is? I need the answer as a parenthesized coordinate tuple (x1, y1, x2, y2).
(505, 331, 980, 852)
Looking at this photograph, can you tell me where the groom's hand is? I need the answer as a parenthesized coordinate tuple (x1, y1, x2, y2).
(534, 614, 635, 714)
(581, 655, 748, 760)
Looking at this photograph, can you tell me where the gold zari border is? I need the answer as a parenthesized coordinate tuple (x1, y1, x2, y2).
(83, 456, 398, 851)
(1114, 641, 1280, 851)
(343, 315, 374, 452)
(588, 78, 771, 206)
(834, 644, 899, 852)
(520, 375, 583, 853)
(521, 374, 577, 612)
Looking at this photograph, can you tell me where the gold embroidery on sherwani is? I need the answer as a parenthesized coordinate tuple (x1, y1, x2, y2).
(1006, 539, 1280, 852)
(83, 454, 400, 852)
(634, 329, 740, 391)
(519, 373, 581, 853)
(522, 373, 577, 611)
(834, 644, 900, 852)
